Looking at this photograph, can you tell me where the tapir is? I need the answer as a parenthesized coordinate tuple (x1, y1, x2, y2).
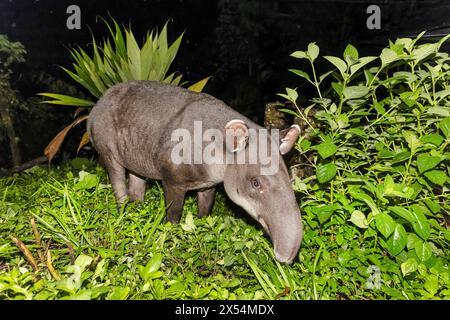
(87, 81, 303, 264)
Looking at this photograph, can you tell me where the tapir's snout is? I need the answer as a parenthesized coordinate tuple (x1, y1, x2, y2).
(271, 210, 303, 264)
(274, 239, 301, 265)
(259, 208, 303, 264)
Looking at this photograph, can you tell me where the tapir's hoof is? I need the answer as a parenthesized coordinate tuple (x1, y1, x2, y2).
(167, 215, 181, 224)
(198, 211, 210, 218)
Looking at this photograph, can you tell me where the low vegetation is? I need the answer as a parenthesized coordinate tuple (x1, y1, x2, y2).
(1, 33, 449, 300)
(0, 160, 449, 299)
(279, 32, 450, 298)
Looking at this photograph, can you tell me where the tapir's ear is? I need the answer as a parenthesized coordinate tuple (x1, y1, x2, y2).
(224, 119, 249, 153)
(279, 125, 301, 155)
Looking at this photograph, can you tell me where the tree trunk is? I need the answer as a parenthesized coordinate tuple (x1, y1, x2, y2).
(0, 86, 21, 167)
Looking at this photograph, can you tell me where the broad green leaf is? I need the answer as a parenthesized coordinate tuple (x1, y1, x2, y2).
(439, 117, 450, 138)
(415, 241, 432, 262)
(349, 210, 369, 228)
(435, 88, 450, 101)
(420, 134, 444, 146)
(364, 69, 375, 85)
(382, 175, 414, 199)
(416, 154, 441, 173)
(109, 287, 130, 300)
(410, 206, 431, 240)
(424, 274, 439, 296)
(392, 151, 411, 164)
(396, 38, 413, 52)
(289, 69, 311, 82)
(181, 212, 196, 232)
(349, 191, 380, 215)
(399, 91, 417, 108)
(278, 108, 299, 118)
(380, 47, 400, 66)
(393, 71, 417, 83)
(285, 88, 298, 103)
(424, 170, 447, 186)
(74, 254, 93, 272)
(389, 206, 414, 223)
(407, 233, 422, 250)
(346, 128, 366, 138)
(427, 106, 450, 117)
(292, 177, 307, 192)
(391, 206, 430, 240)
(166, 282, 187, 296)
(324, 56, 347, 77)
(389, 40, 405, 55)
(290, 50, 307, 59)
(385, 224, 407, 256)
(375, 212, 396, 238)
(139, 253, 163, 281)
(299, 138, 311, 151)
(313, 142, 338, 159)
(336, 114, 349, 129)
(412, 43, 439, 62)
(343, 86, 369, 100)
(331, 81, 343, 96)
(423, 199, 441, 214)
(349, 56, 377, 76)
(310, 204, 340, 224)
(315, 163, 337, 183)
(401, 258, 418, 276)
(402, 131, 422, 153)
(343, 44, 359, 61)
(75, 171, 99, 190)
(307, 42, 320, 61)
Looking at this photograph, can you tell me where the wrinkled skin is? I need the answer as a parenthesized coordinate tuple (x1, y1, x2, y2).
(87, 80, 303, 264)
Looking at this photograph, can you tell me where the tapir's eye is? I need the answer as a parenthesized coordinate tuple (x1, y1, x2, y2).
(250, 178, 261, 189)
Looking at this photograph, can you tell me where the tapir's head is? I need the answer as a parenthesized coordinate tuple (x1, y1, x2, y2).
(221, 119, 303, 264)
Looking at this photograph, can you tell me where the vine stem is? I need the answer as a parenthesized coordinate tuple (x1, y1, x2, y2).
(293, 102, 320, 137)
(368, 67, 382, 90)
(310, 60, 322, 99)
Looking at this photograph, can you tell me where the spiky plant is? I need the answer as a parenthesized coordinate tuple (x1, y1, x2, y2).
(39, 19, 209, 161)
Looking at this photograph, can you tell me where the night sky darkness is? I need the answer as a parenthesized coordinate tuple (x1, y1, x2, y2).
(1, 0, 450, 166)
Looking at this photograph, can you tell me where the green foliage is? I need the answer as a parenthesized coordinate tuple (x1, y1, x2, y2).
(36, 18, 210, 160)
(39, 19, 184, 107)
(282, 32, 450, 290)
(1, 165, 449, 299)
(0, 35, 26, 84)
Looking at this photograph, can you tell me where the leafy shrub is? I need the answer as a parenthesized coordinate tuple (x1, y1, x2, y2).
(0, 35, 26, 84)
(280, 32, 450, 295)
(0, 35, 26, 167)
(38, 19, 209, 161)
(39, 19, 186, 107)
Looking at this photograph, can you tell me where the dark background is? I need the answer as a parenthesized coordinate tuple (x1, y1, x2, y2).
(1, 0, 450, 168)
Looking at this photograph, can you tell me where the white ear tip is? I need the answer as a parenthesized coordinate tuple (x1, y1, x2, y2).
(225, 119, 246, 128)
(291, 124, 301, 133)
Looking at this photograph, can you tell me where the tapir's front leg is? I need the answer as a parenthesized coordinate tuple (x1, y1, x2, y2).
(197, 188, 216, 218)
(162, 182, 186, 223)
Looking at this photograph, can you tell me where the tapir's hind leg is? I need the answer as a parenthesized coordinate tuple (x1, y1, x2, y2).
(162, 182, 186, 224)
(197, 188, 216, 218)
(103, 157, 128, 205)
(128, 172, 146, 202)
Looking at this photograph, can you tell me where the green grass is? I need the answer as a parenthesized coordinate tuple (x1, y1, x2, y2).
(0, 160, 449, 300)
